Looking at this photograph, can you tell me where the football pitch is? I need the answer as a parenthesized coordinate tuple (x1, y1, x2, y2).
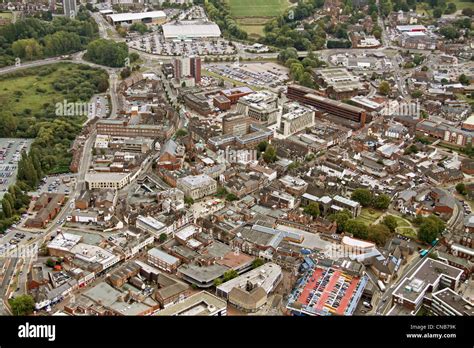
(226, 0, 290, 18)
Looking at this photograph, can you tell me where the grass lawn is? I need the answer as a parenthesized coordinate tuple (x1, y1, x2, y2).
(0, 63, 99, 118)
(238, 24, 266, 38)
(450, 0, 474, 10)
(0, 70, 59, 114)
(397, 227, 418, 239)
(388, 214, 411, 228)
(416, 0, 473, 15)
(354, 208, 383, 226)
(226, 0, 290, 17)
(226, 0, 291, 38)
(0, 11, 12, 19)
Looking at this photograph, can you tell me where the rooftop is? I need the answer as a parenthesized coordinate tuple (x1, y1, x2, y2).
(155, 291, 226, 316)
(216, 262, 282, 294)
(393, 258, 463, 303)
(107, 11, 166, 22)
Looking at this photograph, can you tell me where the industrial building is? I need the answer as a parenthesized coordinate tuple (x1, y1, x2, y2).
(107, 11, 167, 26)
(162, 20, 221, 39)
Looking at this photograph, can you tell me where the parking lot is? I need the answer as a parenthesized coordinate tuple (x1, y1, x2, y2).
(89, 95, 109, 120)
(205, 62, 289, 90)
(0, 138, 33, 199)
(0, 229, 37, 256)
(32, 174, 76, 196)
(128, 34, 236, 56)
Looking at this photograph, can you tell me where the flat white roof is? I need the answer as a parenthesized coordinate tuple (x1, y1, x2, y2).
(342, 236, 375, 250)
(108, 11, 166, 22)
(162, 21, 221, 38)
(47, 233, 82, 251)
(85, 172, 129, 182)
(396, 25, 427, 31)
(175, 224, 198, 241)
(216, 263, 282, 295)
(148, 248, 179, 265)
(137, 215, 166, 232)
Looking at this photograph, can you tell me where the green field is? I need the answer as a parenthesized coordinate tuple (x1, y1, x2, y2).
(0, 63, 108, 174)
(0, 11, 12, 18)
(397, 227, 418, 239)
(450, 0, 474, 10)
(416, 0, 473, 15)
(227, 0, 290, 17)
(354, 208, 383, 226)
(0, 69, 59, 114)
(226, 0, 291, 38)
(387, 215, 411, 228)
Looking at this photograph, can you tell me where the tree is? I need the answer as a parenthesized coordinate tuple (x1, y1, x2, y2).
(439, 25, 459, 40)
(0, 113, 18, 137)
(303, 202, 320, 218)
(378, 81, 391, 96)
(405, 144, 419, 155)
(445, 2, 456, 14)
(257, 141, 268, 153)
(129, 22, 148, 34)
(368, 224, 391, 246)
(345, 220, 369, 239)
(459, 74, 470, 86)
(351, 189, 373, 207)
(129, 52, 140, 63)
(382, 215, 398, 233)
(278, 47, 298, 63)
(159, 233, 168, 243)
(418, 219, 440, 244)
(433, 8, 442, 18)
(455, 183, 467, 195)
(328, 210, 352, 232)
(12, 38, 43, 60)
(214, 278, 223, 286)
(9, 295, 35, 315)
(411, 90, 423, 98)
(120, 67, 131, 79)
(462, 8, 474, 17)
(84, 39, 129, 67)
(184, 196, 194, 205)
(46, 258, 56, 267)
(226, 193, 238, 201)
(175, 128, 187, 137)
(263, 144, 277, 163)
(1, 199, 12, 218)
(252, 258, 265, 269)
(222, 269, 238, 282)
(373, 194, 391, 210)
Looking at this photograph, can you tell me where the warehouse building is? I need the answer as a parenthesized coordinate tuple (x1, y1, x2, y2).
(162, 20, 221, 39)
(107, 11, 166, 26)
